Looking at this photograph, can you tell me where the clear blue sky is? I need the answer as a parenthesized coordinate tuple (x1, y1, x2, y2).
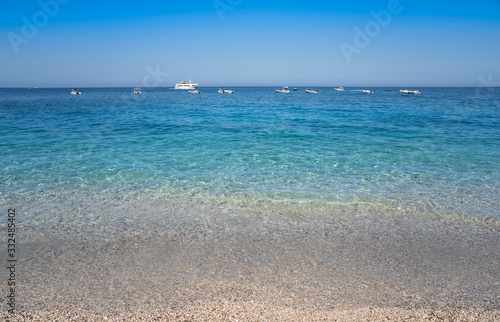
(1, 0, 499, 87)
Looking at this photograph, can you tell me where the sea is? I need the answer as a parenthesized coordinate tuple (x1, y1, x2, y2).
(1, 87, 499, 312)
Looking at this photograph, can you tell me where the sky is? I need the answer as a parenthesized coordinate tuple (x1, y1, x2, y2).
(1, 0, 499, 87)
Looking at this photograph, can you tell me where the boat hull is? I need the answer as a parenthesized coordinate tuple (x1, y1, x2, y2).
(175, 85, 198, 90)
(175, 80, 198, 90)
(400, 90, 421, 95)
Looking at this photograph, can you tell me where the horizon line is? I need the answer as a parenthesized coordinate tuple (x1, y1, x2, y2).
(0, 85, 493, 89)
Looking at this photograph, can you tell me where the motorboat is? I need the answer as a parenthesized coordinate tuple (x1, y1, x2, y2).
(277, 86, 290, 93)
(305, 89, 319, 94)
(189, 89, 202, 94)
(175, 79, 198, 89)
(134, 88, 142, 94)
(219, 87, 234, 94)
(400, 89, 421, 95)
(363, 90, 373, 94)
(292, 87, 299, 91)
(334, 87, 345, 91)
(71, 89, 81, 95)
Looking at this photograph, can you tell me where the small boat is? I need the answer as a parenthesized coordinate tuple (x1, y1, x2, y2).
(219, 87, 234, 94)
(292, 87, 299, 91)
(305, 89, 319, 94)
(400, 89, 421, 95)
(71, 89, 81, 95)
(189, 89, 202, 94)
(334, 87, 345, 91)
(277, 86, 289, 93)
(363, 90, 373, 94)
(134, 88, 142, 94)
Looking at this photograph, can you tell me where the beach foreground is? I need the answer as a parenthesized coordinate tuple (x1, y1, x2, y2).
(2, 301, 499, 321)
(1, 198, 499, 321)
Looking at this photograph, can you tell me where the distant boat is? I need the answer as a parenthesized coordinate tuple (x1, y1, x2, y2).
(363, 90, 373, 94)
(175, 79, 198, 90)
(219, 87, 234, 94)
(189, 89, 202, 94)
(292, 87, 299, 91)
(305, 89, 319, 94)
(277, 86, 289, 93)
(400, 89, 421, 95)
(134, 88, 142, 94)
(71, 88, 81, 95)
(334, 87, 345, 91)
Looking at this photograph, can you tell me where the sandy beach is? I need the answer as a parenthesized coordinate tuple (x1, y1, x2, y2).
(2, 302, 499, 321)
(2, 199, 499, 321)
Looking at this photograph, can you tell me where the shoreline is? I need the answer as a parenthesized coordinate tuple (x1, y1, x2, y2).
(2, 200, 498, 319)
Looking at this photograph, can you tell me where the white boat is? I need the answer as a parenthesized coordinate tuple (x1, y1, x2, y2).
(277, 86, 289, 93)
(363, 90, 373, 94)
(134, 88, 142, 94)
(175, 79, 198, 90)
(189, 89, 202, 94)
(334, 87, 345, 91)
(219, 87, 234, 94)
(400, 89, 421, 95)
(71, 89, 81, 95)
(305, 89, 319, 94)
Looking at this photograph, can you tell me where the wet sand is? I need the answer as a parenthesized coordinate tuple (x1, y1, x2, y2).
(1, 200, 499, 320)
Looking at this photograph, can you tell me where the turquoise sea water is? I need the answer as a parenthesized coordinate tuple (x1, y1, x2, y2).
(1, 87, 500, 312)
(2, 87, 499, 221)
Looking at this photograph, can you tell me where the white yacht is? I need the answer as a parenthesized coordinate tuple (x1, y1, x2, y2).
(334, 87, 345, 91)
(277, 86, 290, 93)
(400, 89, 421, 95)
(175, 79, 198, 90)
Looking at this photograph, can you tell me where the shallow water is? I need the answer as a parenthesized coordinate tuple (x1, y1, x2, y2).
(1, 87, 499, 311)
